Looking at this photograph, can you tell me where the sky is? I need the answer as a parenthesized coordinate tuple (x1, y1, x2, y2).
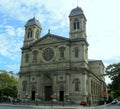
(0, 0, 120, 84)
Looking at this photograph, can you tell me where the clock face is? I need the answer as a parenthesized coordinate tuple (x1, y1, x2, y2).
(42, 48, 54, 61)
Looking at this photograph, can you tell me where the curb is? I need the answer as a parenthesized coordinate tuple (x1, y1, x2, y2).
(0, 103, 111, 109)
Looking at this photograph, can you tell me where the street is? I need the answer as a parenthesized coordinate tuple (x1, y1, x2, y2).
(106, 104, 120, 109)
(0, 104, 119, 109)
(0, 105, 36, 109)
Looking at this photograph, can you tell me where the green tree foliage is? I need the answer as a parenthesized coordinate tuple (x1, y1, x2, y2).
(0, 70, 18, 99)
(106, 62, 120, 98)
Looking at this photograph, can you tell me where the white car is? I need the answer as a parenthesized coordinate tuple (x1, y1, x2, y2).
(111, 100, 118, 104)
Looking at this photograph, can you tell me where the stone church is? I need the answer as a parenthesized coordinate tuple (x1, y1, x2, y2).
(18, 6, 106, 105)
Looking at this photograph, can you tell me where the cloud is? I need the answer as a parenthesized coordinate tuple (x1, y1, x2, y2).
(0, 0, 74, 26)
(0, 25, 24, 60)
(4, 26, 15, 36)
(6, 64, 20, 73)
(103, 56, 120, 67)
(16, 27, 25, 37)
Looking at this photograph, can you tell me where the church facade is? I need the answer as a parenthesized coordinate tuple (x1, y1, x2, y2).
(18, 6, 106, 105)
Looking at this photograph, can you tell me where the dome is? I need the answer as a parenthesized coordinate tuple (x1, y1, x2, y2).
(25, 17, 41, 27)
(69, 6, 83, 16)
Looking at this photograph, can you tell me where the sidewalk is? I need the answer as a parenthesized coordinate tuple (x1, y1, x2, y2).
(0, 103, 109, 109)
(33, 105, 108, 109)
(0, 103, 86, 109)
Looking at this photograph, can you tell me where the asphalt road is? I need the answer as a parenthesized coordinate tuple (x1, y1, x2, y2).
(0, 104, 119, 109)
(0, 105, 36, 109)
(106, 104, 120, 109)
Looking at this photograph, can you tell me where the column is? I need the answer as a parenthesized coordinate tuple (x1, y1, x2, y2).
(66, 73, 70, 94)
(53, 74, 57, 92)
(82, 72, 87, 101)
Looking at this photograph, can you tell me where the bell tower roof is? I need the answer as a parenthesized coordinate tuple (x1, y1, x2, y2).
(69, 6, 87, 40)
(23, 17, 42, 47)
(25, 17, 41, 27)
(69, 6, 83, 17)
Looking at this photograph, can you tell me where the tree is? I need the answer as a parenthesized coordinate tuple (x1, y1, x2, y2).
(0, 70, 18, 101)
(106, 62, 120, 98)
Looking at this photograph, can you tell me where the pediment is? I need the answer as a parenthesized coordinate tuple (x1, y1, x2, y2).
(33, 34, 68, 46)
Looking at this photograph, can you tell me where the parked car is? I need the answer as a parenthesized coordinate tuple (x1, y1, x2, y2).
(111, 100, 118, 104)
(80, 101, 87, 106)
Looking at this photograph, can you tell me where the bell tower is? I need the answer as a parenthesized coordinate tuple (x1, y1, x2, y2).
(69, 6, 87, 39)
(69, 6, 89, 67)
(23, 17, 42, 47)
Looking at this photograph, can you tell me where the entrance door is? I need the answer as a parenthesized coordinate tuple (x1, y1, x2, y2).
(59, 91, 64, 101)
(31, 91, 35, 100)
(45, 86, 52, 101)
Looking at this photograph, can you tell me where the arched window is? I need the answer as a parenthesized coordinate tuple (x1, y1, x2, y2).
(32, 50, 38, 63)
(91, 80, 93, 94)
(77, 21, 80, 29)
(28, 29, 32, 39)
(74, 22, 76, 30)
(24, 54, 29, 63)
(73, 19, 80, 30)
(74, 47, 79, 58)
(35, 30, 39, 39)
(73, 78, 80, 91)
(59, 47, 65, 59)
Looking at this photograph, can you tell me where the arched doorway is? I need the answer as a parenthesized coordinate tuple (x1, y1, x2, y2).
(45, 86, 52, 101)
(59, 84, 65, 101)
(31, 85, 36, 101)
(43, 76, 52, 101)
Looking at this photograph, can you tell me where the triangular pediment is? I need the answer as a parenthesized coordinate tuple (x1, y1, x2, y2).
(32, 34, 69, 46)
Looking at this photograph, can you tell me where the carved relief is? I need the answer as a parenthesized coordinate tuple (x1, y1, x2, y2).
(35, 36, 67, 46)
(57, 75, 65, 82)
